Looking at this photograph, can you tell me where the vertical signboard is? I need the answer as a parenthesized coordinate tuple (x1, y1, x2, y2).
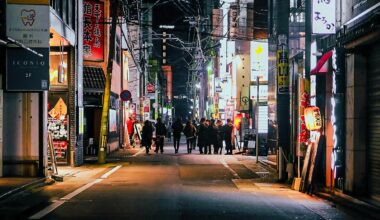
(212, 9, 223, 40)
(312, 0, 336, 34)
(162, 65, 172, 103)
(6, 4, 50, 48)
(83, 0, 104, 61)
(277, 50, 289, 94)
(251, 41, 268, 81)
(6, 48, 50, 91)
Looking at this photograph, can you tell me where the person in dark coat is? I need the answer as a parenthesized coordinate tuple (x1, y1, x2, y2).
(223, 119, 234, 155)
(197, 118, 207, 154)
(155, 118, 167, 154)
(172, 118, 183, 153)
(205, 119, 217, 154)
(183, 120, 197, 154)
(141, 120, 153, 154)
(215, 119, 224, 154)
(192, 120, 198, 149)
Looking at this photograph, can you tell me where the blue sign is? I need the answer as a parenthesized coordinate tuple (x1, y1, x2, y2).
(120, 90, 132, 101)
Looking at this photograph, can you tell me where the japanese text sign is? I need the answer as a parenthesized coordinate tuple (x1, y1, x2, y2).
(277, 50, 289, 94)
(312, 0, 336, 34)
(6, 4, 50, 47)
(83, 0, 104, 61)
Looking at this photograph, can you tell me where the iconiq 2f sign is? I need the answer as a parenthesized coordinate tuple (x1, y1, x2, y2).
(312, 0, 336, 34)
(6, 48, 50, 91)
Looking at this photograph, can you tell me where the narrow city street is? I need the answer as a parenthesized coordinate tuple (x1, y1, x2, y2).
(0, 143, 361, 220)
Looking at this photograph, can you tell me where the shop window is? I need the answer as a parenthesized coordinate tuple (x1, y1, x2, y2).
(48, 93, 69, 163)
(50, 52, 69, 88)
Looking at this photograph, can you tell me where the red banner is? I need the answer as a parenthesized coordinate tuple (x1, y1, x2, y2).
(162, 65, 172, 103)
(83, 0, 104, 61)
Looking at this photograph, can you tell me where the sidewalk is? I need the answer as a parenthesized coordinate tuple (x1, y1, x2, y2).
(315, 189, 380, 220)
(0, 177, 46, 201)
(0, 164, 115, 219)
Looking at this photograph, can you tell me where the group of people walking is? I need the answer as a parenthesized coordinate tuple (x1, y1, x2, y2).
(139, 117, 235, 155)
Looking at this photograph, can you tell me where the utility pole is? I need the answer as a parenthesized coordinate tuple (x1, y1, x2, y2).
(275, 0, 290, 180)
(138, 0, 146, 122)
(98, 0, 118, 164)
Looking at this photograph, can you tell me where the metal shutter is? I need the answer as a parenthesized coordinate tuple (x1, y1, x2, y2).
(367, 43, 380, 202)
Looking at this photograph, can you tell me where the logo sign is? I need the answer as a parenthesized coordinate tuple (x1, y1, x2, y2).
(312, 0, 336, 34)
(120, 90, 132, 101)
(147, 83, 155, 93)
(83, 0, 104, 61)
(6, 4, 50, 48)
(6, 47, 50, 91)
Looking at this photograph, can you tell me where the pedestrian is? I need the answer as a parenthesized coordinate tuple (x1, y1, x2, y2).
(155, 118, 167, 154)
(141, 120, 153, 155)
(192, 119, 198, 149)
(183, 120, 197, 154)
(197, 118, 207, 154)
(223, 119, 234, 155)
(205, 119, 217, 154)
(172, 118, 183, 154)
(167, 122, 172, 142)
(126, 117, 135, 147)
(215, 119, 224, 154)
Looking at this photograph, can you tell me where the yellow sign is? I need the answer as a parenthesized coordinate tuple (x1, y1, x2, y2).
(7, 0, 49, 5)
(49, 98, 67, 119)
(277, 50, 289, 94)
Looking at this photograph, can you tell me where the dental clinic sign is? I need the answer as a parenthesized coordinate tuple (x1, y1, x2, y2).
(312, 0, 336, 34)
(6, 4, 50, 47)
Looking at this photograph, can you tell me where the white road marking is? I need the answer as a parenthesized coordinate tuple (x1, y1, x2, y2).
(61, 179, 103, 201)
(28, 165, 122, 219)
(100, 165, 122, 179)
(29, 201, 65, 219)
(220, 158, 241, 179)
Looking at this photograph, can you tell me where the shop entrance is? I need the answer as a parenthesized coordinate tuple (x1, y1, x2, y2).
(84, 107, 102, 156)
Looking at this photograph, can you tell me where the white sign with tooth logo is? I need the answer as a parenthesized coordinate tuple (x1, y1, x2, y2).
(6, 4, 50, 48)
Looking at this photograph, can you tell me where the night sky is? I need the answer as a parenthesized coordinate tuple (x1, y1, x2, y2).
(152, 1, 197, 120)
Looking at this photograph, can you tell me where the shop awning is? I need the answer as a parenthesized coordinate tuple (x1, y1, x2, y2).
(83, 67, 105, 94)
(310, 50, 333, 75)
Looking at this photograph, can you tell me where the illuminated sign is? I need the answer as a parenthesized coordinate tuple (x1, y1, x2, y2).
(6, 4, 50, 47)
(258, 106, 268, 133)
(83, 0, 104, 61)
(250, 85, 268, 101)
(312, 0, 336, 34)
(250, 41, 268, 81)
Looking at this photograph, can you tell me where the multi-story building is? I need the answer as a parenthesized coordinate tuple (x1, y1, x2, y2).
(0, 0, 83, 176)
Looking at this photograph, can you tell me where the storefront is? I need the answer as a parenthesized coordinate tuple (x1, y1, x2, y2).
(48, 47, 72, 165)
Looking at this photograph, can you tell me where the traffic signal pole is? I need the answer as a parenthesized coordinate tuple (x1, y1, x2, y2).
(98, 0, 118, 164)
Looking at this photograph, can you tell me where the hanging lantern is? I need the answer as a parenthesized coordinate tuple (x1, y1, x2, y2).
(304, 106, 322, 131)
(234, 113, 242, 130)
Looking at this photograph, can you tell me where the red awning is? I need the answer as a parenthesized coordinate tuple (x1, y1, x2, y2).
(310, 50, 333, 75)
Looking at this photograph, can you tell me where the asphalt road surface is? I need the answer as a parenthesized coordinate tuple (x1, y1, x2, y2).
(27, 144, 364, 220)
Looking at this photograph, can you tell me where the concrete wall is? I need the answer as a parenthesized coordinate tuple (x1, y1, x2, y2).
(345, 53, 367, 195)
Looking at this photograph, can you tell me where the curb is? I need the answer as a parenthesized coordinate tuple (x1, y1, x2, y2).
(0, 177, 48, 201)
(259, 159, 277, 171)
(315, 191, 380, 220)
